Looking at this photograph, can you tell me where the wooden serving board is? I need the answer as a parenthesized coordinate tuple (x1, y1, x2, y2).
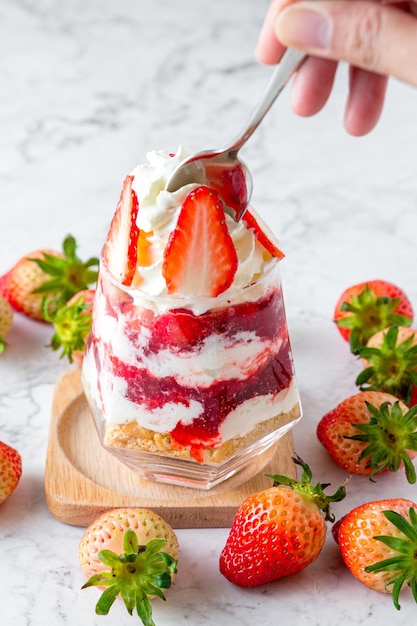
(45, 369, 296, 528)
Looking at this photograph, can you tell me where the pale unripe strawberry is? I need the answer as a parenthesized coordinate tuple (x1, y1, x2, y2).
(336, 498, 417, 610)
(79, 507, 178, 623)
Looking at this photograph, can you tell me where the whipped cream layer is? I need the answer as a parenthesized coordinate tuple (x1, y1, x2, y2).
(127, 146, 279, 302)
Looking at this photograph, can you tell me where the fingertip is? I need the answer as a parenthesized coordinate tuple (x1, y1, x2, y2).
(344, 68, 388, 136)
(255, 35, 285, 65)
(290, 56, 337, 117)
(255, 0, 288, 64)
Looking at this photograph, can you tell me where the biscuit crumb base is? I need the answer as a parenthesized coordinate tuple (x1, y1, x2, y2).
(103, 403, 301, 464)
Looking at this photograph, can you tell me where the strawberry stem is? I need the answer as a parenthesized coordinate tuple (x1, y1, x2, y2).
(266, 454, 346, 522)
(42, 294, 92, 363)
(357, 325, 417, 405)
(345, 400, 417, 483)
(82, 530, 177, 626)
(30, 234, 98, 306)
(335, 284, 412, 354)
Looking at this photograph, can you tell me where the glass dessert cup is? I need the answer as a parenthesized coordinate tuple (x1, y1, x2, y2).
(82, 254, 302, 490)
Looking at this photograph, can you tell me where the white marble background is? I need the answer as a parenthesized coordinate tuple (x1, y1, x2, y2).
(1, 0, 417, 624)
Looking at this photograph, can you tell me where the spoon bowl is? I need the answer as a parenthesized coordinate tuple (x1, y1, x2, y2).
(165, 48, 305, 220)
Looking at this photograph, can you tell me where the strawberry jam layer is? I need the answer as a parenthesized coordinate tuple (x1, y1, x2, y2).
(119, 287, 287, 353)
(108, 340, 293, 461)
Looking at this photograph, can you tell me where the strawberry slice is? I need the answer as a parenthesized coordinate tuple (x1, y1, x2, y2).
(243, 210, 285, 259)
(104, 175, 139, 286)
(162, 186, 238, 297)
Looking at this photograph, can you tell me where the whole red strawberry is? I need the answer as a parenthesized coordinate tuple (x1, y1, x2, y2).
(333, 280, 413, 354)
(317, 390, 417, 482)
(335, 498, 417, 610)
(0, 441, 22, 504)
(219, 456, 346, 587)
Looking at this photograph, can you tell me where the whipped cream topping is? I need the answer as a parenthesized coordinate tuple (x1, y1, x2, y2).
(128, 146, 279, 299)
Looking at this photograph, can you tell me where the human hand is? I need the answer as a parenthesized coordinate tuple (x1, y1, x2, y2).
(256, 0, 417, 135)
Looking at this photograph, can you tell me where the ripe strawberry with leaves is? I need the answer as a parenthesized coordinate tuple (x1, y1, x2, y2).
(0, 235, 98, 321)
(317, 390, 417, 482)
(163, 185, 238, 297)
(357, 325, 417, 406)
(79, 507, 178, 625)
(0, 441, 22, 504)
(334, 280, 413, 354)
(334, 498, 417, 610)
(42, 288, 95, 365)
(219, 456, 346, 587)
(0, 296, 13, 354)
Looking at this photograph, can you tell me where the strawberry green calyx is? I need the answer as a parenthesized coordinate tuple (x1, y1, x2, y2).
(346, 400, 417, 483)
(82, 529, 178, 626)
(365, 507, 417, 610)
(267, 455, 346, 522)
(357, 325, 417, 405)
(30, 235, 98, 305)
(42, 295, 92, 363)
(336, 285, 412, 354)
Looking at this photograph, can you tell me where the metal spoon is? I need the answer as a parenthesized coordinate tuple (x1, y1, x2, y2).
(165, 48, 305, 220)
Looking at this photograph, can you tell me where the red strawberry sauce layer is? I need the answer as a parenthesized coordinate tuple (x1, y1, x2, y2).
(94, 285, 295, 463)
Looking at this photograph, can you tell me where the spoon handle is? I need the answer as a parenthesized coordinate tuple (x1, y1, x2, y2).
(229, 48, 305, 154)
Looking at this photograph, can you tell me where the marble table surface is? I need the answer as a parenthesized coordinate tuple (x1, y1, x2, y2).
(1, 1, 417, 624)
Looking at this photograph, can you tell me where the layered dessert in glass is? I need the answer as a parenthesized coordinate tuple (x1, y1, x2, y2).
(82, 146, 301, 488)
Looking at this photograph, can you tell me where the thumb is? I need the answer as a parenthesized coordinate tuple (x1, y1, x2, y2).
(274, 1, 417, 86)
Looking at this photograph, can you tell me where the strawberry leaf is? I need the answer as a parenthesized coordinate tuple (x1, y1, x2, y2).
(345, 401, 417, 483)
(365, 507, 417, 610)
(30, 234, 98, 304)
(82, 530, 177, 626)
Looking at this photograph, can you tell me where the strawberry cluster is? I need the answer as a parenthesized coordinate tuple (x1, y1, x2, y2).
(0, 236, 98, 508)
(326, 279, 417, 480)
(219, 280, 417, 611)
(316, 280, 417, 609)
(0, 234, 98, 363)
(2, 186, 417, 616)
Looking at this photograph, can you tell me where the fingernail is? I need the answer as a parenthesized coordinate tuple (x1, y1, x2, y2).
(275, 5, 332, 51)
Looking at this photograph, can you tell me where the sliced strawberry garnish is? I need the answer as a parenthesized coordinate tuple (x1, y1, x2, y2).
(104, 175, 139, 286)
(243, 210, 285, 260)
(162, 186, 238, 298)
